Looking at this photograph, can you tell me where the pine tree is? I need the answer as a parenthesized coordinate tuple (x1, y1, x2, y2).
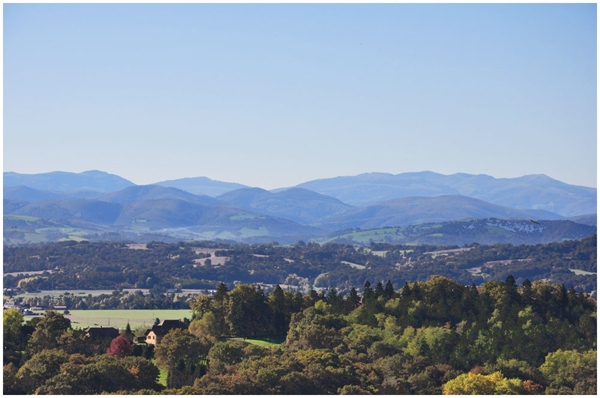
(400, 282, 411, 298)
(346, 287, 361, 311)
(363, 281, 373, 303)
(125, 322, 133, 338)
(375, 282, 385, 298)
(384, 280, 395, 300)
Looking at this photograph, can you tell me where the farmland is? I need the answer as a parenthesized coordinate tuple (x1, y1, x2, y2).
(59, 309, 193, 329)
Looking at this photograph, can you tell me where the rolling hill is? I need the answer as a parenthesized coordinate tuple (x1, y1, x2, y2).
(312, 195, 563, 231)
(4, 186, 103, 202)
(154, 176, 248, 196)
(7, 200, 124, 225)
(295, 171, 596, 216)
(4, 197, 321, 243)
(94, 185, 220, 205)
(318, 218, 596, 246)
(3, 170, 135, 193)
(217, 187, 353, 224)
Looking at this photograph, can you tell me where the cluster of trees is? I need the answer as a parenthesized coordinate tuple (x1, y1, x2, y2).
(14, 289, 194, 310)
(4, 235, 597, 296)
(185, 275, 597, 394)
(3, 274, 597, 394)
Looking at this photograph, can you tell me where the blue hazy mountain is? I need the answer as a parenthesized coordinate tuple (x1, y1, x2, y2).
(4, 186, 103, 202)
(154, 176, 249, 197)
(94, 185, 221, 205)
(294, 171, 596, 216)
(312, 195, 563, 231)
(217, 187, 353, 224)
(3, 170, 135, 193)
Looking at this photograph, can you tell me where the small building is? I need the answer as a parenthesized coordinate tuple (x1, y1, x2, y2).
(144, 319, 186, 345)
(84, 327, 120, 339)
(53, 305, 67, 311)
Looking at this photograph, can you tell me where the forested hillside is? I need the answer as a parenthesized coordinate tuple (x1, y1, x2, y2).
(4, 236, 596, 295)
(4, 276, 596, 394)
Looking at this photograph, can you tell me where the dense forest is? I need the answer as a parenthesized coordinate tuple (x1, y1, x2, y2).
(4, 236, 597, 297)
(3, 276, 596, 394)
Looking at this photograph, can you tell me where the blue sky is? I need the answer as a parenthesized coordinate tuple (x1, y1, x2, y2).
(3, 3, 597, 189)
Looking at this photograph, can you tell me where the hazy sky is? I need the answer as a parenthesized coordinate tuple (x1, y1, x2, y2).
(4, 3, 597, 189)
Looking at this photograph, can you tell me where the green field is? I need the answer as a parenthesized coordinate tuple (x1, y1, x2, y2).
(241, 336, 285, 348)
(4, 215, 41, 221)
(569, 269, 597, 276)
(61, 309, 193, 330)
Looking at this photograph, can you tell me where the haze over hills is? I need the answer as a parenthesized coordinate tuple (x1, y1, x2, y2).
(312, 195, 563, 231)
(4, 170, 135, 192)
(4, 169, 596, 217)
(4, 186, 103, 202)
(154, 176, 249, 196)
(216, 187, 354, 224)
(4, 197, 321, 242)
(294, 171, 596, 216)
(319, 218, 597, 246)
(567, 214, 597, 226)
(2, 169, 596, 246)
(94, 185, 220, 205)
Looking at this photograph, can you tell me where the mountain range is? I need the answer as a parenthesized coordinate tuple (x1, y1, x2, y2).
(3, 170, 596, 245)
(294, 172, 596, 216)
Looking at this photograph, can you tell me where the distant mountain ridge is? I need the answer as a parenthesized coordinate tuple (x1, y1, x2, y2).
(94, 185, 220, 205)
(295, 171, 596, 216)
(319, 218, 596, 246)
(4, 169, 595, 217)
(312, 195, 563, 231)
(4, 186, 103, 202)
(154, 176, 249, 197)
(217, 187, 354, 224)
(3, 170, 596, 246)
(4, 170, 135, 192)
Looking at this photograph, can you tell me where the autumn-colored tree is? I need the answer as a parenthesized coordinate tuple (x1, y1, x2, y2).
(107, 335, 132, 358)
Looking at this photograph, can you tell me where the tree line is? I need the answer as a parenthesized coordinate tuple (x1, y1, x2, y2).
(3, 235, 597, 296)
(4, 274, 596, 394)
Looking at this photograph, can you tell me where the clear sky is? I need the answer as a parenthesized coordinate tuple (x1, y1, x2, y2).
(3, 3, 597, 189)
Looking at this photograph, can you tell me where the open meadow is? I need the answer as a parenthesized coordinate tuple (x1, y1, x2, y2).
(58, 309, 193, 330)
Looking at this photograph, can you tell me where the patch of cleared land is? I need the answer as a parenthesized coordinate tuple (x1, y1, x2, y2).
(466, 259, 531, 275)
(569, 269, 597, 276)
(60, 309, 193, 329)
(243, 336, 286, 347)
(320, 227, 403, 244)
(425, 247, 473, 256)
(192, 248, 230, 266)
(363, 248, 389, 257)
(126, 243, 148, 250)
(4, 270, 54, 277)
(341, 260, 366, 270)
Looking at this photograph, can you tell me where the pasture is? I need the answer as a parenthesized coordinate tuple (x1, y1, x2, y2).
(243, 336, 285, 347)
(62, 309, 193, 329)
